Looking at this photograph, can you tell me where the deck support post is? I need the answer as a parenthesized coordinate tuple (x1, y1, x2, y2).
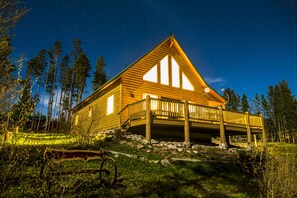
(184, 101, 190, 145)
(219, 107, 227, 149)
(254, 134, 258, 148)
(146, 95, 151, 141)
(260, 114, 267, 153)
(246, 112, 252, 149)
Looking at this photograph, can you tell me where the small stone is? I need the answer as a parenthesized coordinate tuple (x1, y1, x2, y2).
(137, 144, 145, 149)
(172, 151, 177, 155)
(119, 141, 127, 144)
(168, 145, 177, 150)
(177, 148, 183, 152)
(151, 139, 159, 144)
(142, 139, 150, 145)
(147, 150, 151, 153)
(114, 154, 119, 158)
(187, 150, 191, 154)
(140, 157, 146, 162)
(193, 150, 198, 154)
(154, 160, 159, 164)
(161, 159, 170, 165)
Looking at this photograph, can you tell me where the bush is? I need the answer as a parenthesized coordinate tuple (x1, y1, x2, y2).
(258, 152, 297, 197)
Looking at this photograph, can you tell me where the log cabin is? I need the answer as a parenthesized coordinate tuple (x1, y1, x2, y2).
(71, 34, 266, 148)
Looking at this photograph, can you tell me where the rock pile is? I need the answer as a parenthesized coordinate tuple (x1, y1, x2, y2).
(121, 133, 221, 155)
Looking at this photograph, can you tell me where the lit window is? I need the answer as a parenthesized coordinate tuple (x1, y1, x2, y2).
(143, 65, 157, 83)
(75, 115, 79, 125)
(182, 72, 194, 91)
(160, 55, 169, 85)
(88, 106, 92, 117)
(171, 57, 180, 88)
(107, 95, 114, 115)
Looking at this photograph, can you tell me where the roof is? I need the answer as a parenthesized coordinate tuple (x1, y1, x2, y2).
(72, 34, 225, 112)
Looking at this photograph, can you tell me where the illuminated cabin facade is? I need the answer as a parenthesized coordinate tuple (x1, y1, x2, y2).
(72, 35, 266, 147)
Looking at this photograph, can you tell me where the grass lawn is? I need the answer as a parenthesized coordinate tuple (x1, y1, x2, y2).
(1, 131, 293, 197)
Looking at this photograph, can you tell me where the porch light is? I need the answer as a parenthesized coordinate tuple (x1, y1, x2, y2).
(221, 88, 229, 105)
(204, 87, 210, 93)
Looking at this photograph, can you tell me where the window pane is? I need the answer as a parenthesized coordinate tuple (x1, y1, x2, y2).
(160, 55, 169, 85)
(171, 57, 180, 88)
(143, 65, 157, 83)
(182, 72, 194, 91)
(107, 95, 114, 115)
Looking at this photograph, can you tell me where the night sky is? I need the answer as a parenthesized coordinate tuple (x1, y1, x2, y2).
(12, 0, 297, 102)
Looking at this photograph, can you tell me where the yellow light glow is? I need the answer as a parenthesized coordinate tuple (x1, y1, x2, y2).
(160, 55, 169, 85)
(171, 57, 180, 88)
(107, 95, 114, 115)
(143, 65, 158, 83)
(182, 72, 194, 91)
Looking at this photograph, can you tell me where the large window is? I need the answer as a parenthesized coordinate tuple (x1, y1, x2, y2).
(171, 57, 180, 88)
(142, 54, 195, 91)
(182, 72, 194, 91)
(160, 55, 169, 85)
(107, 95, 114, 115)
(143, 65, 157, 83)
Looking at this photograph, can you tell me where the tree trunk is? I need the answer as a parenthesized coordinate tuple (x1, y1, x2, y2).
(31, 79, 41, 130)
(37, 69, 49, 131)
(67, 67, 75, 133)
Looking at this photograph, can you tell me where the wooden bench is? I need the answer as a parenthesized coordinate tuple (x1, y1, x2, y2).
(40, 148, 117, 192)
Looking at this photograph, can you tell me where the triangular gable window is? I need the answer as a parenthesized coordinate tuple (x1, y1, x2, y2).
(142, 55, 195, 91)
(182, 72, 194, 91)
(143, 65, 157, 83)
(160, 55, 169, 85)
(171, 57, 180, 88)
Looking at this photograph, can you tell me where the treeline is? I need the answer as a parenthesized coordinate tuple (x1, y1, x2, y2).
(0, 2, 108, 132)
(6, 39, 108, 132)
(223, 81, 297, 143)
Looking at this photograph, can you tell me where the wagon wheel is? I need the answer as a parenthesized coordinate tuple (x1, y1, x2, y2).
(99, 157, 117, 186)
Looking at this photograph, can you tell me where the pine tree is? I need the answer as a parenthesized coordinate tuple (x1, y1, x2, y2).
(11, 77, 35, 129)
(92, 56, 107, 91)
(74, 52, 91, 104)
(252, 93, 261, 115)
(45, 41, 62, 131)
(67, 38, 84, 132)
(27, 49, 47, 130)
(57, 55, 70, 130)
(223, 88, 241, 111)
(278, 81, 297, 142)
(241, 93, 249, 112)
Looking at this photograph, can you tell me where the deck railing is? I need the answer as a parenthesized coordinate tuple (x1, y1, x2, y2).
(249, 114, 262, 128)
(118, 97, 263, 129)
(151, 98, 185, 119)
(118, 96, 266, 148)
(222, 110, 247, 126)
(189, 104, 220, 122)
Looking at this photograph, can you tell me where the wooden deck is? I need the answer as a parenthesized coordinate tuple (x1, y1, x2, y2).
(118, 96, 266, 147)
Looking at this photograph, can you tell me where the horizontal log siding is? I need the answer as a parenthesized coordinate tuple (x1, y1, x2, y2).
(121, 38, 218, 121)
(72, 84, 121, 133)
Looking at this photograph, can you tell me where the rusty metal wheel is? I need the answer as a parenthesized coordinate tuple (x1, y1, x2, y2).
(99, 157, 117, 186)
